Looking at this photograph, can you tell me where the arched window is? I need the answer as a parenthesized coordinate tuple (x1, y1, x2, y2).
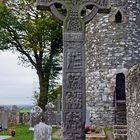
(115, 11, 122, 23)
(115, 73, 125, 100)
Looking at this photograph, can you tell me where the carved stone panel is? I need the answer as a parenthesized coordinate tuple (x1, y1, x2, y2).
(64, 111, 82, 130)
(63, 32, 86, 140)
(66, 72, 83, 90)
(65, 92, 83, 109)
(65, 133, 83, 140)
(67, 51, 83, 69)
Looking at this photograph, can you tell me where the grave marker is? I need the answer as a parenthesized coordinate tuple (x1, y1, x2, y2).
(34, 122, 52, 140)
(0, 107, 8, 130)
(43, 103, 61, 125)
(37, 0, 110, 139)
(30, 106, 42, 127)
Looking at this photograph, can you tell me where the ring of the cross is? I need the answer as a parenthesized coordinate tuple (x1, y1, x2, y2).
(48, 1, 102, 24)
(80, 3, 100, 24)
(48, 1, 65, 21)
(31, 106, 42, 116)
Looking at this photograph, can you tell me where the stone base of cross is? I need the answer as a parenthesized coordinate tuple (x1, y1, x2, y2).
(37, 0, 110, 139)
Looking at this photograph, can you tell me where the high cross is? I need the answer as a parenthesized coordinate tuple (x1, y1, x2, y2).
(37, 0, 110, 139)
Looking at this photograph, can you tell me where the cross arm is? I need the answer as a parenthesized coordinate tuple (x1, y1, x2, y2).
(37, 0, 64, 10)
(82, 0, 110, 13)
(82, 0, 110, 23)
(36, 0, 65, 21)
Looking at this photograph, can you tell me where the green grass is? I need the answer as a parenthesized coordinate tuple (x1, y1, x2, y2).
(0, 125, 33, 140)
(0, 125, 62, 140)
(52, 138, 62, 140)
(104, 128, 113, 132)
(0, 126, 113, 140)
(52, 126, 61, 133)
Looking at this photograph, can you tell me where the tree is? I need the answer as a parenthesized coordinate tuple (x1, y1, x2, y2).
(0, 0, 62, 109)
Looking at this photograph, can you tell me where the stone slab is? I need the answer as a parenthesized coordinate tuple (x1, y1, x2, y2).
(0, 136, 12, 140)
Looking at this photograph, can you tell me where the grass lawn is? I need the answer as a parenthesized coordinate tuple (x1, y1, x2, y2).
(0, 125, 113, 140)
(0, 125, 33, 140)
(0, 125, 62, 140)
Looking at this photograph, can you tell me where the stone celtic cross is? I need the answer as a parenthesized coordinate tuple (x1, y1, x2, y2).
(37, 0, 110, 139)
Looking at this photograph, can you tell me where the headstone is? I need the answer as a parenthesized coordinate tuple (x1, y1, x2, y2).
(34, 122, 52, 140)
(43, 103, 61, 125)
(127, 64, 140, 140)
(23, 113, 30, 124)
(30, 106, 42, 127)
(0, 107, 8, 130)
(37, 0, 110, 139)
(8, 105, 20, 125)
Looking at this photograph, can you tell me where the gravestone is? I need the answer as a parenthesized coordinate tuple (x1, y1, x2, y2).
(0, 107, 8, 130)
(37, 0, 110, 139)
(8, 105, 20, 125)
(34, 122, 52, 140)
(127, 64, 140, 140)
(43, 103, 61, 125)
(30, 106, 42, 127)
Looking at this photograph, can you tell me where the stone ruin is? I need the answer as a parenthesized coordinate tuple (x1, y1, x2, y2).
(127, 64, 140, 140)
(85, 0, 140, 127)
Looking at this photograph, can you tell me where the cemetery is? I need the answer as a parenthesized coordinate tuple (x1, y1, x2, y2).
(0, 0, 140, 140)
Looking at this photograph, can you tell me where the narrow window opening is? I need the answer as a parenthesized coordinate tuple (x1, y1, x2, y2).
(115, 11, 122, 23)
(115, 73, 126, 100)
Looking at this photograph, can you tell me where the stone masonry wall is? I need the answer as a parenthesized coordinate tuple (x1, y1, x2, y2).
(85, 0, 140, 127)
(127, 65, 140, 140)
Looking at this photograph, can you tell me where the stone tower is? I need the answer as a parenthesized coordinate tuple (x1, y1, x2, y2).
(85, 0, 140, 127)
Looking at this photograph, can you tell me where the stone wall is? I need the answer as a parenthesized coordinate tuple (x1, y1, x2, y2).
(85, 0, 140, 127)
(127, 65, 140, 140)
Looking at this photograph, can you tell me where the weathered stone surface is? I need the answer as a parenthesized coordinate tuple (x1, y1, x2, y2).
(114, 125, 127, 140)
(0, 107, 8, 129)
(30, 106, 42, 127)
(34, 122, 52, 140)
(85, 0, 140, 127)
(8, 105, 20, 125)
(127, 64, 140, 140)
(37, 0, 110, 139)
(43, 103, 61, 125)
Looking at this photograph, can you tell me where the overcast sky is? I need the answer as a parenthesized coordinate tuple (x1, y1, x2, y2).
(0, 51, 38, 105)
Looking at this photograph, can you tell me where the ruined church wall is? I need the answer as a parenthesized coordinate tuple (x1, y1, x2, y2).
(127, 65, 140, 140)
(85, 0, 140, 127)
